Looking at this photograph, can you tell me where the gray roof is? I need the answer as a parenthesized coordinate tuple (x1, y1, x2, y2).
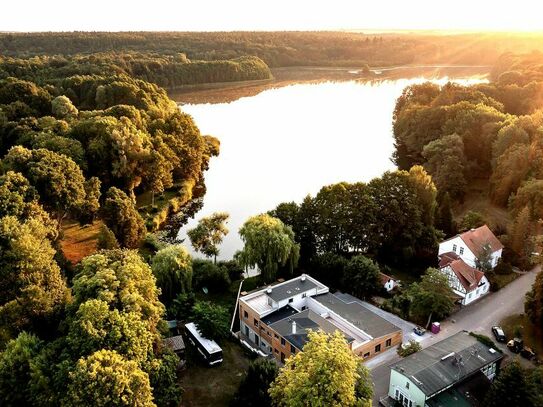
(261, 305, 299, 325)
(267, 277, 317, 302)
(163, 335, 185, 352)
(269, 309, 354, 350)
(314, 293, 400, 338)
(390, 331, 503, 397)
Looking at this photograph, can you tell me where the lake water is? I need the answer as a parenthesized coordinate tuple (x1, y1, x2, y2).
(177, 77, 487, 261)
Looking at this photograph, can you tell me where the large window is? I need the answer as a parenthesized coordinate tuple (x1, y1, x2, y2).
(254, 318, 259, 327)
(386, 338, 392, 347)
(375, 344, 381, 353)
(243, 310, 248, 319)
(281, 338, 286, 346)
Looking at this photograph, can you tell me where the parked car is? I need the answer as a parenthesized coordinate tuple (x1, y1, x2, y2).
(521, 347, 536, 360)
(492, 326, 506, 343)
(507, 337, 524, 353)
(413, 326, 425, 336)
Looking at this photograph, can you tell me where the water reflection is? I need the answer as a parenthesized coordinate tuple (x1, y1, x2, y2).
(177, 77, 487, 261)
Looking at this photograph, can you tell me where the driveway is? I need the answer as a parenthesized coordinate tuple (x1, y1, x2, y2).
(370, 267, 539, 406)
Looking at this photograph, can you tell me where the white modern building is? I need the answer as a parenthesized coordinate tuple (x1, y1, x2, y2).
(438, 252, 490, 305)
(438, 225, 503, 269)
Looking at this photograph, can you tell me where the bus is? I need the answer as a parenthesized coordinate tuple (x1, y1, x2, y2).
(184, 322, 223, 366)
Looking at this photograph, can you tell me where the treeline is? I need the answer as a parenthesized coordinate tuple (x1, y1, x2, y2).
(3, 31, 543, 68)
(268, 166, 442, 285)
(0, 53, 272, 89)
(393, 52, 543, 267)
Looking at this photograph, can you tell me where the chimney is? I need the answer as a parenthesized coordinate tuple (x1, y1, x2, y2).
(266, 286, 272, 294)
(301, 274, 306, 282)
(292, 320, 297, 334)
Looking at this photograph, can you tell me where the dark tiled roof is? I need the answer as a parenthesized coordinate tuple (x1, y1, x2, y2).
(267, 277, 318, 302)
(390, 332, 503, 397)
(261, 305, 298, 325)
(269, 309, 353, 350)
(313, 293, 400, 338)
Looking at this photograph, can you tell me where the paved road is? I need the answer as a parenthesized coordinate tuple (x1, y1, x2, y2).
(370, 267, 539, 406)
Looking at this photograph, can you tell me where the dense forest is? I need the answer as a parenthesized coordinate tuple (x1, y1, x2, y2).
(3, 31, 543, 68)
(0, 54, 222, 405)
(0, 53, 272, 89)
(393, 51, 543, 267)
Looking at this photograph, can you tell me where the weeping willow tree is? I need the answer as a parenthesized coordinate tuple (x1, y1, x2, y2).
(238, 214, 300, 283)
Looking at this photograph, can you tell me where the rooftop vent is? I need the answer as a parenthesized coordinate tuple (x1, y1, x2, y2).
(295, 287, 300, 291)
(441, 352, 455, 361)
(489, 348, 496, 354)
(287, 290, 292, 294)
(266, 287, 272, 294)
(301, 275, 306, 282)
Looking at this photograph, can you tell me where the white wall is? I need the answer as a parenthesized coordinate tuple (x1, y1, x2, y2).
(462, 275, 489, 306)
(388, 370, 426, 407)
(438, 237, 477, 267)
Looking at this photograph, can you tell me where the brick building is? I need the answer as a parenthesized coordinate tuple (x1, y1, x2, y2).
(238, 274, 402, 363)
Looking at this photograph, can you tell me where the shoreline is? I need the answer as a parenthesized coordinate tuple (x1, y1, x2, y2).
(168, 65, 491, 104)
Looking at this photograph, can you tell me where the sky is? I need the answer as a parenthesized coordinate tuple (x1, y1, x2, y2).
(3, 0, 542, 32)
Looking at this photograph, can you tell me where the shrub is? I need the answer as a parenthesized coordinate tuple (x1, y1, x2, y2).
(192, 259, 231, 293)
(494, 261, 513, 275)
(469, 332, 503, 352)
(397, 340, 422, 357)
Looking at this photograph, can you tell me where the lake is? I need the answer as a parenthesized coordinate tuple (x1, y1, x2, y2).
(177, 77, 487, 261)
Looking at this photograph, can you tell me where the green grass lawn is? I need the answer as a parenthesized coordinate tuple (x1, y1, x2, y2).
(500, 313, 543, 357)
(179, 340, 253, 407)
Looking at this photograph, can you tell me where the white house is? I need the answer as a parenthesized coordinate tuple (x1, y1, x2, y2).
(438, 225, 503, 269)
(380, 272, 398, 292)
(439, 252, 490, 305)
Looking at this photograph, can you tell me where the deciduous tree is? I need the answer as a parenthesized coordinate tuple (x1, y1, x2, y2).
(269, 330, 372, 407)
(152, 245, 192, 305)
(187, 212, 229, 262)
(238, 214, 299, 283)
(342, 255, 381, 299)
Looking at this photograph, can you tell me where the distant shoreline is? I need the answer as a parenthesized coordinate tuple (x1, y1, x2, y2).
(168, 65, 491, 104)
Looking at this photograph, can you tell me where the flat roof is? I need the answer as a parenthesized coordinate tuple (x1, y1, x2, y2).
(185, 322, 222, 354)
(390, 331, 503, 397)
(313, 293, 400, 338)
(267, 277, 318, 302)
(261, 305, 299, 325)
(269, 309, 354, 350)
(163, 335, 185, 352)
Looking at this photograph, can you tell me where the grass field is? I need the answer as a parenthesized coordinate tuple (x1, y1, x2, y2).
(180, 340, 253, 407)
(501, 313, 543, 357)
(60, 220, 103, 264)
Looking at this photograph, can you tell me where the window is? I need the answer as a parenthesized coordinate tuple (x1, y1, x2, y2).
(288, 298, 293, 303)
(290, 344, 296, 353)
(467, 293, 472, 299)
(302, 293, 307, 298)
(254, 318, 259, 327)
(281, 352, 286, 363)
(363, 352, 370, 358)
(459, 247, 464, 255)
(476, 288, 480, 295)
(453, 244, 457, 252)
(274, 348, 279, 354)
(375, 344, 381, 353)
(405, 382, 410, 389)
(243, 310, 248, 319)
(281, 338, 286, 346)
(386, 339, 392, 347)
(301, 306, 307, 311)
(274, 333, 279, 339)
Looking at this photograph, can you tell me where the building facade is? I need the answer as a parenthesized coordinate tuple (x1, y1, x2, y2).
(438, 225, 503, 269)
(388, 331, 503, 407)
(439, 252, 490, 305)
(238, 274, 402, 363)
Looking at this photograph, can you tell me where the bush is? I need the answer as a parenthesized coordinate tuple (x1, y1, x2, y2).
(397, 340, 422, 357)
(469, 332, 503, 352)
(192, 301, 230, 341)
(168, 292, 196, 320)
(459, 211, 487, 232)
(192, 259, 231, 293)
(218, 259, 244, 282)
(97, 224, 120, 250)
(494, 261, 513, 275)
